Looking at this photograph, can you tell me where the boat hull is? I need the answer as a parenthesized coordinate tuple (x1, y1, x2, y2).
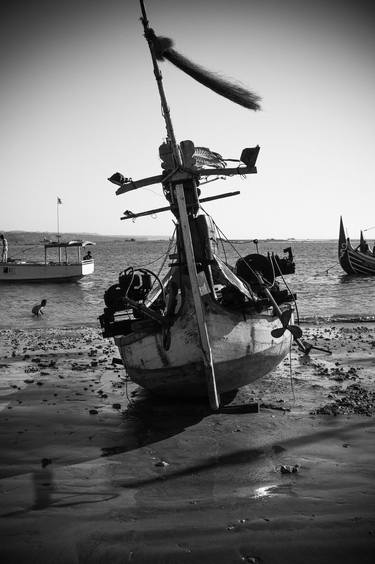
(0, 260, 94, 282)
(115, 295, 292, 397)
(339, 245, 375, 275)
(338, 217, 375, 275)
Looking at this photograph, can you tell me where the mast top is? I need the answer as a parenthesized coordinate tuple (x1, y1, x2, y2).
(138, 0, 181, 167)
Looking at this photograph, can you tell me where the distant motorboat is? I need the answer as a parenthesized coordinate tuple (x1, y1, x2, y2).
(0, 239, 95, 282)
(338, 217, 375, 275)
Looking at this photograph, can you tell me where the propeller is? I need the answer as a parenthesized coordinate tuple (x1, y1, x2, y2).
(271, 309, 303, 340)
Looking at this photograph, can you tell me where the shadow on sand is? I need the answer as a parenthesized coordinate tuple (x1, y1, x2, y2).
(99, 388, 375, 490)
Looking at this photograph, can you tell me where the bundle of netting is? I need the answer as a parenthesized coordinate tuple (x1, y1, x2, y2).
(148, 31, 261, 111)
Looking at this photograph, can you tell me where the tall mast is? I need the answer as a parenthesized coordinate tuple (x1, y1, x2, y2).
(139, 0, 182, 167)
(138, 1, 220, 410)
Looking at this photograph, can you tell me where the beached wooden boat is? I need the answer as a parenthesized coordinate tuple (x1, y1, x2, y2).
(338, 216, 375, 275)
(100, 1, 304, 408)
(0, 240, 95, 282)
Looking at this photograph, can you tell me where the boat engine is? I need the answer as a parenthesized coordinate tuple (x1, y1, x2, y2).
(272, 247, 295, 276)
(103, 267, 165, 314)
(236, 247, 295, 286)
(118, 267, 152, 302)
(235, 248, 296, 307)
(100, 267, 166, 337)
(236, 253, 274, 286)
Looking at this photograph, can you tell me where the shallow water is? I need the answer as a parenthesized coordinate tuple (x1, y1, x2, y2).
(0, 238, 373, 329)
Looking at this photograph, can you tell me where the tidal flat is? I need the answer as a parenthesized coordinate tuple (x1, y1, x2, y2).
(0, 324, 374, 563)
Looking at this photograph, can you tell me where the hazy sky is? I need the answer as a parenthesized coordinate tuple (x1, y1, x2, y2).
(1, 0, 374, 239)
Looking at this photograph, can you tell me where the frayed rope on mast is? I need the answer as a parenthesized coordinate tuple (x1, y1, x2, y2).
(147, 31, 261, 111)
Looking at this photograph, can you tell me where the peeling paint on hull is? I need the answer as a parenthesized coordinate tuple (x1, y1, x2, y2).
(126, 347, 289, 397)
(115, 293, 292, 398)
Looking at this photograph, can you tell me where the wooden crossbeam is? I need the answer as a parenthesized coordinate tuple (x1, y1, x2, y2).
(120, 191, 240, 220)
(114, 166, 256, 195)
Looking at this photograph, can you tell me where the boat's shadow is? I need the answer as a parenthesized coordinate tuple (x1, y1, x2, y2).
(104, 388, 375, 492)
(101, 388, 243, 458)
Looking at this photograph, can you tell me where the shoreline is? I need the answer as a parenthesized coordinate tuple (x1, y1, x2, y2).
(2, 314, 375, 335)
(1, 323, 375, 562)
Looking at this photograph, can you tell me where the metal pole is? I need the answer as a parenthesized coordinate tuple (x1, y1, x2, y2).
(57, 201, 60, 241)
(57, 199, 61, 263)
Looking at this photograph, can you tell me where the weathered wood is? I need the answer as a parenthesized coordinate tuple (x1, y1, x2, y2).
(124, 296, 168, 326)
(120, 191, 240, 220)
(115, 174, 164, 195)
(114, 299, 292, 397)
(197, 165, 257, 177)
(175, 184, 220, 410)
(338, 216, 375, 275)
(114, 166, 256, 195)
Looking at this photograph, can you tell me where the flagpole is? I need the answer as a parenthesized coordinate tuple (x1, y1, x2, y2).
(56, 197, 62, 263)
(57, 199, 60, 242)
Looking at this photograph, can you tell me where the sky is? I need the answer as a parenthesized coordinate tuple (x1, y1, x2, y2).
(1, 0, 375, 239)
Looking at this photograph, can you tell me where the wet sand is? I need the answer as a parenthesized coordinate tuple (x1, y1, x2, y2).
(0, 323, 375, 563)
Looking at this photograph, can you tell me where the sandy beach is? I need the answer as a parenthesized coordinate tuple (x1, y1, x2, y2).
(0, 323, 374, 563)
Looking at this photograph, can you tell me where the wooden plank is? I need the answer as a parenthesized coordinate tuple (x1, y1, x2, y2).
(115, 174, 164, 195)
(120, 191, 240, 220)
(114, 164, 256, 195)
(197, 165, 257, 177)
(175, 184, 220, 410)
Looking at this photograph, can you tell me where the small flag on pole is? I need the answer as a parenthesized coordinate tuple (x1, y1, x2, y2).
(57, 197, 62, 205)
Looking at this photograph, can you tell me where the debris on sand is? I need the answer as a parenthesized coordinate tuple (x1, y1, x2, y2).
(279, 464, 300, 474)
(313, 384, 375, 416)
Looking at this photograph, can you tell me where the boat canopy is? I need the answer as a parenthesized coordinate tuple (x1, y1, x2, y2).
(44, 240, 96, 249)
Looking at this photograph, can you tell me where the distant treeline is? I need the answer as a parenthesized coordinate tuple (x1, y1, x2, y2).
(1, 231, 169, 244)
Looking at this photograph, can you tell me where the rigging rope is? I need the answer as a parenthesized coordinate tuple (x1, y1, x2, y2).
(288, 339, 296, 404)
(201, 208, 301, 325)
(273, 258, 300, 324)
(325, 263, 340, 274)
(130, 228, 176, 270)
(204, 210, 274, 289)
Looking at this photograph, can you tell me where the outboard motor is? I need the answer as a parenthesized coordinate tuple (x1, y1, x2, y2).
(271, 247, 295, 276)
(104, 283, 127, 312)
(100, 266, 165, 338)
(118, 268, 152, 302)
(235, 249, 297, 306)
(103, 268, 153, 313)
(235, 253, 274, 286)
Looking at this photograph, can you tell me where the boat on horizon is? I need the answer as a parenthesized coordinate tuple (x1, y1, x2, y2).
(338, 216, 375, 275)
(100, 1, 306, 409)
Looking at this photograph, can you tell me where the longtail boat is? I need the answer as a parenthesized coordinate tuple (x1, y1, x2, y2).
(338, 216, 375, 275)
(100, 1, 306, 409)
